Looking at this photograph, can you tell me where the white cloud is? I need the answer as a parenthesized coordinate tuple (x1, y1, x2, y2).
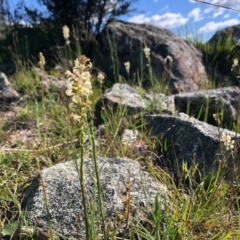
(203, 8, 215, 14)
(128, 14, 150, 23)
(189, 0, 196, 3)
(188, 8, 203, 21)
(128, 13, 188, 29)
(10, 20, 33, 27)
(213, 9, 224, 17)
(203, 7, 225, 17)
(198, 19, 240, 33)
(210, 0, 240, 8)
(223, 14, 229, 18)
(159, 5, 169, 13)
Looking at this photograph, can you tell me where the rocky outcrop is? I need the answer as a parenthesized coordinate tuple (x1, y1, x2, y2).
(21, 87, 240, 238)
(22, 158, 169, 239)
(96, 83, 239, 130)
(97, 20, 208, 94)
(7, 22, 240, 240)
(94, 83, 240, 178)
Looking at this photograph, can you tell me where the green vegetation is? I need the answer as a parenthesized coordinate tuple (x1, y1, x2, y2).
(2, 4, 240, 240)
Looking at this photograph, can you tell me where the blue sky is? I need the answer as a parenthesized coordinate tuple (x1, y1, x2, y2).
(8, 0, 240, 42)
(124, 0, 240, 42)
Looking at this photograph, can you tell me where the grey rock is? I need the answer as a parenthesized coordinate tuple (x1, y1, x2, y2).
(144, 92, 175, 114)
(121, 129, 140, 145)
(121, 129, 148, 152)
(33, 67, 67, 94)
(206, 24, 240, 85)
(207, 24, 240, 46)
(0, 63, 17, 76)
(144, 114, 240, 177)
(95, 83, 175, 124)
(22, 158, 169, 239)
(103, 83, 149, 109)
(97, 20, 208, 93)
(0, 72, 19, 105)
(174, 86, 239, 128)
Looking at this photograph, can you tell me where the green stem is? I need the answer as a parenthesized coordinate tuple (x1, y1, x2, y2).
(39, 173, 54, 240)
(90, 117, 106, 239)
(79, 120, 89, 240)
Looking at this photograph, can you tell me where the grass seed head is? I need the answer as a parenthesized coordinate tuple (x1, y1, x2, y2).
(39, 52, 46, 69)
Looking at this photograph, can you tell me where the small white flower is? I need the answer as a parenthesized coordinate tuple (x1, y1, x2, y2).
(233, 58, 238, 67)
(165, 55, 173, 65)
(221, 134, 235, 150)
(144, 47, 151, 59)
(66, 88, 74, 96)
(65, 70, 74, 78)
(97, 72, 105, 84)
(72, 95, 82, 104)
(70, 113, 81, 122)
(63, 25, 70, 41)
(124, 61, 130, 74)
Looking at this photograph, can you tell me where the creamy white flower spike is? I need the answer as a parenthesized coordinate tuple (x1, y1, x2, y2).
(63, 25, 70, 44)
(65, 55, 93, 121)
(221, 134, 235, 151)
(97, 72, 105, 85)
(124, 61, 130, 74)
(144, 47, 151, 59)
